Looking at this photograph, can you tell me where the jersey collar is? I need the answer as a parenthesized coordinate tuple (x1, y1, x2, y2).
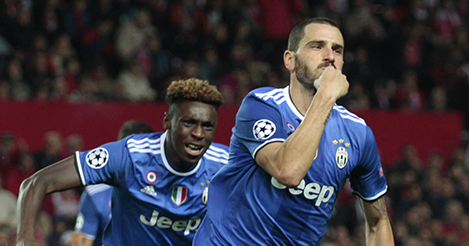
(284, 86, 305, 120)
(159, 131, 202, 176)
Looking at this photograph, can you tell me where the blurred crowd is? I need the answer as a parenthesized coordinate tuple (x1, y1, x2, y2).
(1, 0, 469, 245)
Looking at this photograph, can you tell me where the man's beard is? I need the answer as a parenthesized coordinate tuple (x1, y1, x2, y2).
(294, 55, 317, 92)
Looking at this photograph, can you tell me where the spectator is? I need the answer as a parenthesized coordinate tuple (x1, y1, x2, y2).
(117, 59, 156, 102)
(394, 70, 425, 111)
(115, 9, 157, 61)
(0, 175, 17, 231)
(3, 59, 31, 101)
(65, 134, 83, 156)
(135, 34, 173, 96)
(4, 151, 37, 196)
(34, 131, 62, 170)
(0, 132, 18, 179)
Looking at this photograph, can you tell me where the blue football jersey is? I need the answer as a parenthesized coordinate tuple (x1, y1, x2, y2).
(75, 131, 229, 246)
(194, 86, 388, 246)
(75, 184, 112, 246)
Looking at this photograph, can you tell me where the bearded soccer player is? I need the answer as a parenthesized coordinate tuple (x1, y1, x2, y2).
(16, 78, 228, 246)
(194, 17, 394, 246)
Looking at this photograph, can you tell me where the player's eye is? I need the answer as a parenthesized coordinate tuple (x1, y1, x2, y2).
(202, 122, 215, 131)
(334, 48, 343, 54)
(183, 119, 196, 126)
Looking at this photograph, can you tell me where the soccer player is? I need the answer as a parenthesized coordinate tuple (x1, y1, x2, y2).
(72, 120, 154, 246)
(16, 78, 229, 246)
(194, 17, 394, 245)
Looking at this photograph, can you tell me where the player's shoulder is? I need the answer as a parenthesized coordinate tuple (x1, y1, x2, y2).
(84, 184, 112, 196)
(204, 142, 229, 165)
(332, 104, 367, 127)
(125, 132, 163, 151)
(126, 132, 162, 142)
(245, 86, 287, 105)
(124, 132, 164, 164)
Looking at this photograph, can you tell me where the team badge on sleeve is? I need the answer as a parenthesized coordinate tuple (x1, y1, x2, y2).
(85, 147, 109, 169)
(253, 119, 276, 140)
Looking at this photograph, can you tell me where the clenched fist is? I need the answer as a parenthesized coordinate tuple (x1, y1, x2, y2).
(314, 66, 349, 101)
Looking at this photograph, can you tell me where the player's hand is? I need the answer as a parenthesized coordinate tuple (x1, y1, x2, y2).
(314, 65, 349, 100)
(70, 231, 87, 246)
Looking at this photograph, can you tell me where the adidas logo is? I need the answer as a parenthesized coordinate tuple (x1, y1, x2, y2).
(141, 185, 157, 196)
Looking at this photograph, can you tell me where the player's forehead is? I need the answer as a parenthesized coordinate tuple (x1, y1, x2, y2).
(299, 23, 344, 48)
(175, 101, 218, 121)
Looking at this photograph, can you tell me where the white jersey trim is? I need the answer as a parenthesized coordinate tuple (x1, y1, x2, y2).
(83, 234, 96, 240)
(252, 138, 286, 159)
(128, 136, 162, 155)
(352, 185, 388, 201)
(85, 184, 112, 196)
(160, 131, 202, 176)
(75, 151, 86, 186)
(283, 86, 304, 120)
(333, 105, 366, 126)
(206, 148, 229, 159)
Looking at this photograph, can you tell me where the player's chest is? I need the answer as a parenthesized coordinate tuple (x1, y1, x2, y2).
(126, 165, 211, 209)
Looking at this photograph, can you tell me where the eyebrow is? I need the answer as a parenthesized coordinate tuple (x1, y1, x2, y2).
(305, 40, 344, 50)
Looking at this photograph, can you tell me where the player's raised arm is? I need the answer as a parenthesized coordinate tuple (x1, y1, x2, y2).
(359, 196, 394, 246)
(255, 27, 348, 188)
(16, 156, 82, 246)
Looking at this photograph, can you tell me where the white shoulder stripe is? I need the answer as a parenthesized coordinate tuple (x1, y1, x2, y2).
(128, 148, 162, 154)
(339, 114, 366, 126)
(206, 149, 229, 159)
(128, 142, 161, 149)
(208, 145, 227, 153)
(274, 97, 286, 105)
(334, 105, 362, 119)
(333, 105, 366, 126)
(205, 155, 228, 164)
(128, 137, 161, 144)
(254, 89, 284, 101)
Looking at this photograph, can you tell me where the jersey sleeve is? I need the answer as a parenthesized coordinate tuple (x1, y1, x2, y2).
(75, 139, 132, 186)
(349, 126, 388, 201)
(234, 93, 288, 158)
(75, 191, 99, 240)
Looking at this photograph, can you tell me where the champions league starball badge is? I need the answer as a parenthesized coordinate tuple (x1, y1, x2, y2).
(85, 147, 109, 169)
(253, 119, 276, 140)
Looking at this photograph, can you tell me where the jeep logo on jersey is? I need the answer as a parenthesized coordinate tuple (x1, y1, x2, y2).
(85, 148, 109, 169)
(172, 186, 188, 205)
(253, 119, 276, 140)
(271, 177, 335, 206)
(336, 146, 348, 169)
(140, 210, 201, 236)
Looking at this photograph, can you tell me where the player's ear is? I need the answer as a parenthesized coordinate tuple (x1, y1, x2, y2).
(163, 112, 171, 129)
(284, 50, 295, 71)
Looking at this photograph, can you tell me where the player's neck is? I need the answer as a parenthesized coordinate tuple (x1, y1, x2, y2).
(289, 79, 315, 115)
(164, 140, 198, 172)
(169, 159, 197, 172)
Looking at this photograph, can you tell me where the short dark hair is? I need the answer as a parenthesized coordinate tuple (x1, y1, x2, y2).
(287, 17, 339, 52)
(118, 120, 154, 140)
(166, 78, 223, 114)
